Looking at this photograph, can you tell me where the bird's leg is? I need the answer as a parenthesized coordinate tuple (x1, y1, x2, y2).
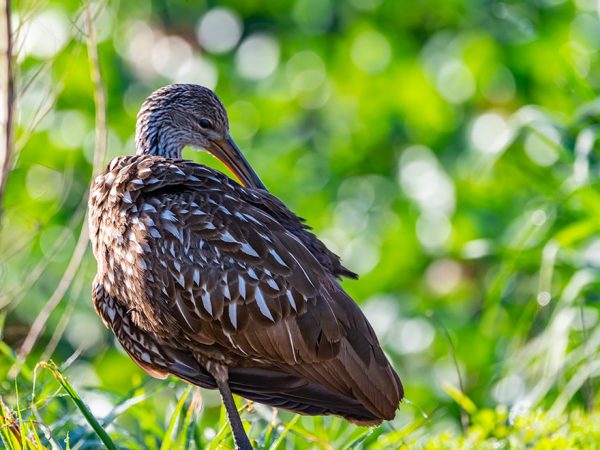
(207, 362, 253, 450)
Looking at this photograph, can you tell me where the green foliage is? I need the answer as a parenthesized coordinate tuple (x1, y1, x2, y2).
(3, 0, 600, 448)
(413, 408, 600, 450)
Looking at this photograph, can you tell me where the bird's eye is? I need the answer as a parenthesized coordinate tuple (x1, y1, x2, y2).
(199, 118, 212, 129)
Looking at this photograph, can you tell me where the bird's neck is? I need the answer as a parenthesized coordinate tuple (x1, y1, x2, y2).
(135, 119, 184, 159)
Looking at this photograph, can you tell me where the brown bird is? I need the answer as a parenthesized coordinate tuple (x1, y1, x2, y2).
(88, 84, 403, 449)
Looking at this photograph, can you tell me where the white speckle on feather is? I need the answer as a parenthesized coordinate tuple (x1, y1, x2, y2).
(104, 172, 115, 185)
(161, 210, 177, 222)
(286, 290, 297, 312)
(223, 282, 231, 300)
(202, 291, 213, 316)
(164, 222, 183, 242)
(228, 303, 237, 329)
(285, 323, 298, 363)
(247, 268, 258, 280)
(259, 233, 272, 243)
(255, 288, 274, 321)
(240, 243, 259, 257)
(244, 214, 262, 226)
(269, 249, 287, 267)
(122, 190, 133, 204)
(175, 297, 195, 329)
(221, 230, 237, 243)
(238, 276, 246, 299)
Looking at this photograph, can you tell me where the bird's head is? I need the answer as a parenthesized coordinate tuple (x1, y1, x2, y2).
(136, 83, 266, 190)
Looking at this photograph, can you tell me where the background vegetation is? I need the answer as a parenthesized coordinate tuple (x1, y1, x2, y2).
(2, 0, 600, 448)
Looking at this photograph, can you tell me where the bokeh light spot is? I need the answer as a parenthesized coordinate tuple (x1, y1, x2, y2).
(470, 112, 512, 155)
(351, 30, 391, 74)
(196, 7, 243, 54)
(524, 125, 561, 167)
(48, 110, 89, 150)
(537, 291, 551, 306)
(426, 259, 463, 296)
(235, 34, 280, 80)
(26, 165, 63, 201)
(436, 59, 475, 103)
(390, 318, 435, 354)
(18, 9, 69, 58)
(399, 145, 455, 215)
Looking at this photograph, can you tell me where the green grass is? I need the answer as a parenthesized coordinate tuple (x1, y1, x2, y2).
(2, 360, 600, 449)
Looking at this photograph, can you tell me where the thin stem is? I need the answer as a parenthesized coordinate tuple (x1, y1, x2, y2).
(85, 0, 107, 176)
(0, 0, 14, 225)
(430, 312, 469, 433)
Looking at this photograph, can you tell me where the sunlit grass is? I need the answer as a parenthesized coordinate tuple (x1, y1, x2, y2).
(2, 358, 600, 449)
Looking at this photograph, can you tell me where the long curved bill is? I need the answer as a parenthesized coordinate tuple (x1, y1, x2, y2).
(209, 136, 267, 191)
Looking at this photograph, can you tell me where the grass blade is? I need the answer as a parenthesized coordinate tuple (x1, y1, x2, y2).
(443, 382, 477, 416)
(36, 361, 118, 450)
(269, 415, 299, 450)
(160, 385, 191, 450)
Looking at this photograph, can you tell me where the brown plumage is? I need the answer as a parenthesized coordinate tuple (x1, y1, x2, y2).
(89, 84, 403, 448)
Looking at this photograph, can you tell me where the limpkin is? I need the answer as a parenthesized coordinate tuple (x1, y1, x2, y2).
(89, 84, 403, 449)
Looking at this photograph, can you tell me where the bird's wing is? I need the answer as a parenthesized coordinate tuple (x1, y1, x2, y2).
(234, 187, 358, 279)
(96, 155, 402, 420)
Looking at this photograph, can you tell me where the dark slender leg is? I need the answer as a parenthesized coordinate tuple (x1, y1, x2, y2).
(208, 364, 253, 450)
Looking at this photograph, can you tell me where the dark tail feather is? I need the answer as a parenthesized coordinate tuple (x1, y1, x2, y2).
(175, 364, 383, 424)
(229, 366, 383, 424)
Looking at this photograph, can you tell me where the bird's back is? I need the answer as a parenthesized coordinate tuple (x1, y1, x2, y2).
(89, 155, 403, 424)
